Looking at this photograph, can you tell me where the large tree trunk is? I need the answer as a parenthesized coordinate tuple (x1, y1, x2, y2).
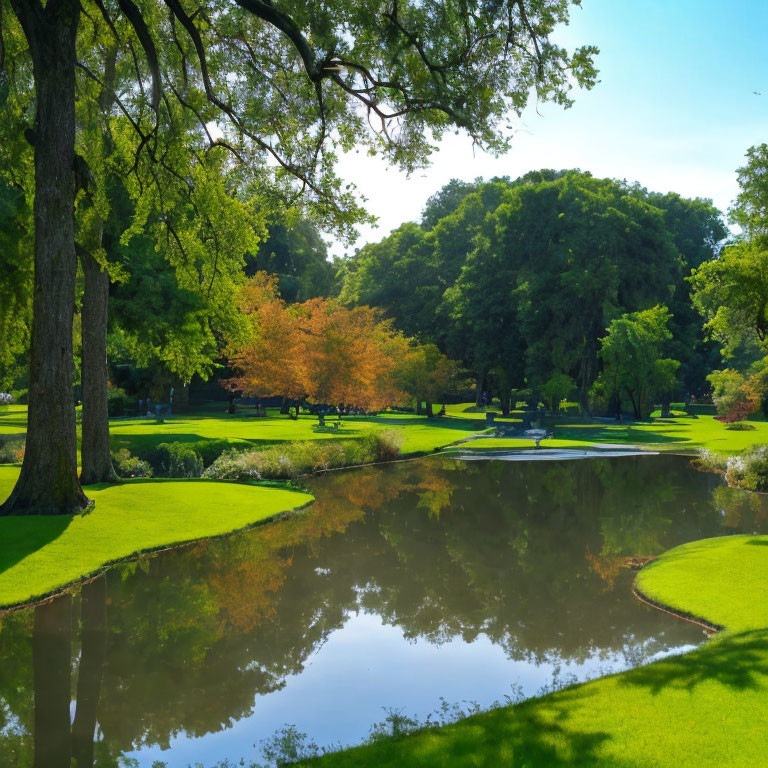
(33, 593, 73, 768)
(81, 248, 118, 485)
(474, 372, 486, 408)
(425, 400, 434, 418)
(71, 576, 107, 768)
(2, 0, 89, 515)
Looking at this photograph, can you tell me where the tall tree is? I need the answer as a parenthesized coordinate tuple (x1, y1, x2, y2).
(1, 0, 597, 514)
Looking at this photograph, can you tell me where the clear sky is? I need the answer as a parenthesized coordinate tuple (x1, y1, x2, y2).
(330, 0, 768, 256)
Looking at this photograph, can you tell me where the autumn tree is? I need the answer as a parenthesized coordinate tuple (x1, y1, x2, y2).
(227, 274, 412, 410)
(0, 0, 596, 514)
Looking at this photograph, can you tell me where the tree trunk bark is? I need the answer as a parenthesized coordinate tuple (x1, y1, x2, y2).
(80, 248, 117, 485)
(34, 593, 73, 768)
(71, 576, 107, 768)
(2, 0, 89, 515)
(474, 372, 486, 408)
(425, 400, 434, 418)
(280, 397, 290, 415)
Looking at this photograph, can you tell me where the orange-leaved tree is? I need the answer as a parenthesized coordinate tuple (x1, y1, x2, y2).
(225, 273, 307, 402)
(226, 274, 410, 409)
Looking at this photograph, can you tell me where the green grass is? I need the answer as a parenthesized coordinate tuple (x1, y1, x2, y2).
(6, 403, 768, 461)
(0, 405, 28, 436)
(308, 533, 768, 767)
(0, 465, 312, 609)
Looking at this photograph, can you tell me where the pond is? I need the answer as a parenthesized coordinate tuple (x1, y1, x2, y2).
(1, 454, 765, 766)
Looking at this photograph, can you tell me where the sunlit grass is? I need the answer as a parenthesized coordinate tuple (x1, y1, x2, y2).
(0, 465, 312, 609)
(309, 533, 768, 768)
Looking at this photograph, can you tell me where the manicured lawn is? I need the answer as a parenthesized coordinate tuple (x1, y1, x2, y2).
(5, 403, 767, 460)
(551, 416, 768, 454)
(307, 533, 768, 767)
(0, 405, 27, 436)
(0, 466, 312, 609)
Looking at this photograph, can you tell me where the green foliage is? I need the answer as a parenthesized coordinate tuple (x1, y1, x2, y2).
(690, 239, 768, 360)
(245, 219, 336, 302)
(111, 448, 153, 478)
(706, 369, 750, 419)
(731, 143, 768, 236)
(155, 442, 204, 478)
(203, 431, 404, 481)
(597, 305, 680, 419)
(107, 384, 130, 417)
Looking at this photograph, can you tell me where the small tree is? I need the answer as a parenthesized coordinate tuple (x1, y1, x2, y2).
(396, 343, 467, 417)
(597, 305, 680, 420)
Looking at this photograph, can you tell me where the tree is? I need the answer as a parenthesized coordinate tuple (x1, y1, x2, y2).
(731, 143, 768, 237)
(395, 343, 467, 416)
(245, 218, 336, 302)
(597, 305, 680, 420)
(689, 240, 768, 361)
(1, 0, 597, 514)
(706, 369, 754, 423)
(227, 275, 411, 410)
(442, 172, 682, 411)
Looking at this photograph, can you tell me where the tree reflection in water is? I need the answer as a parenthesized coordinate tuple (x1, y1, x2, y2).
(0, 454, 765, 765)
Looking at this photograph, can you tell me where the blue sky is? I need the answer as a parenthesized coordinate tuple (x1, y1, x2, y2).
(331, 0, 768, 255)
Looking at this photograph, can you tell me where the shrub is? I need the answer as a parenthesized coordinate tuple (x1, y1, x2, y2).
(726, 422, 757, 431)
(685, 403, 717, 416)
(203, 430, 404, 481)
(194, 439, 234, 467)
(0, 440, 24, 464)
(111, 448, 153, 478)
(155, 442, 204, 478)
(698, 445, 768, 491)
(107, 384, 129, 417)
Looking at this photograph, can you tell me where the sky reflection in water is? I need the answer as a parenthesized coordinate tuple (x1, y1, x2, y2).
(0, 454, 764, 767)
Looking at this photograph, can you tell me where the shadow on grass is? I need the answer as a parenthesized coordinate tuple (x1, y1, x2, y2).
(0, 514, 72, 577)
(310, 687, 644, 767)
(618, 630, 768, 695)
(555, 425, 688, 446)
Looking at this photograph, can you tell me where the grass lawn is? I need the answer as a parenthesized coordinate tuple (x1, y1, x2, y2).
(0, 405, 28, 436)
(5, 403, 768, 459)
(0, 465, 312, 609)
(307, 532, 768, 767)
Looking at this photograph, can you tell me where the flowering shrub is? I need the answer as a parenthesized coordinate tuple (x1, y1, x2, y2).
(203, 430, 404, 481)
(697, 446, 768, 491)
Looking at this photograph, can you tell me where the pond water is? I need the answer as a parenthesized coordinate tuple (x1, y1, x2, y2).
(1, 454, 766, 767)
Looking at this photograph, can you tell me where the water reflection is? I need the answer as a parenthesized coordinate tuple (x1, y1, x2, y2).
(0, 455, 764, 766)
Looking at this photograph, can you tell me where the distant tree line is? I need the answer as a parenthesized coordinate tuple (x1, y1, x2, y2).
(338, 170, 728, 416)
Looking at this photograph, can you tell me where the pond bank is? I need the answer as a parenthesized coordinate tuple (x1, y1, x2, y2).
(305, 532, 768, 767)
(0, 466, 313, 611)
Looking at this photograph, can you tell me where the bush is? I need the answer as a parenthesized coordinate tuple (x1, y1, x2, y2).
(193, 439, 234, 468)
(111, 448, 153, 478)
(698, 445, 768, 491)
(155, 442, 204, 478)
(10, 389, 27, 404)
(203, 430, 404, 481)
(686, 403, 717, 416)
(0, 440, 24, 464)
(726, 422, 757, 431)
(107, 384, 129, 417)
